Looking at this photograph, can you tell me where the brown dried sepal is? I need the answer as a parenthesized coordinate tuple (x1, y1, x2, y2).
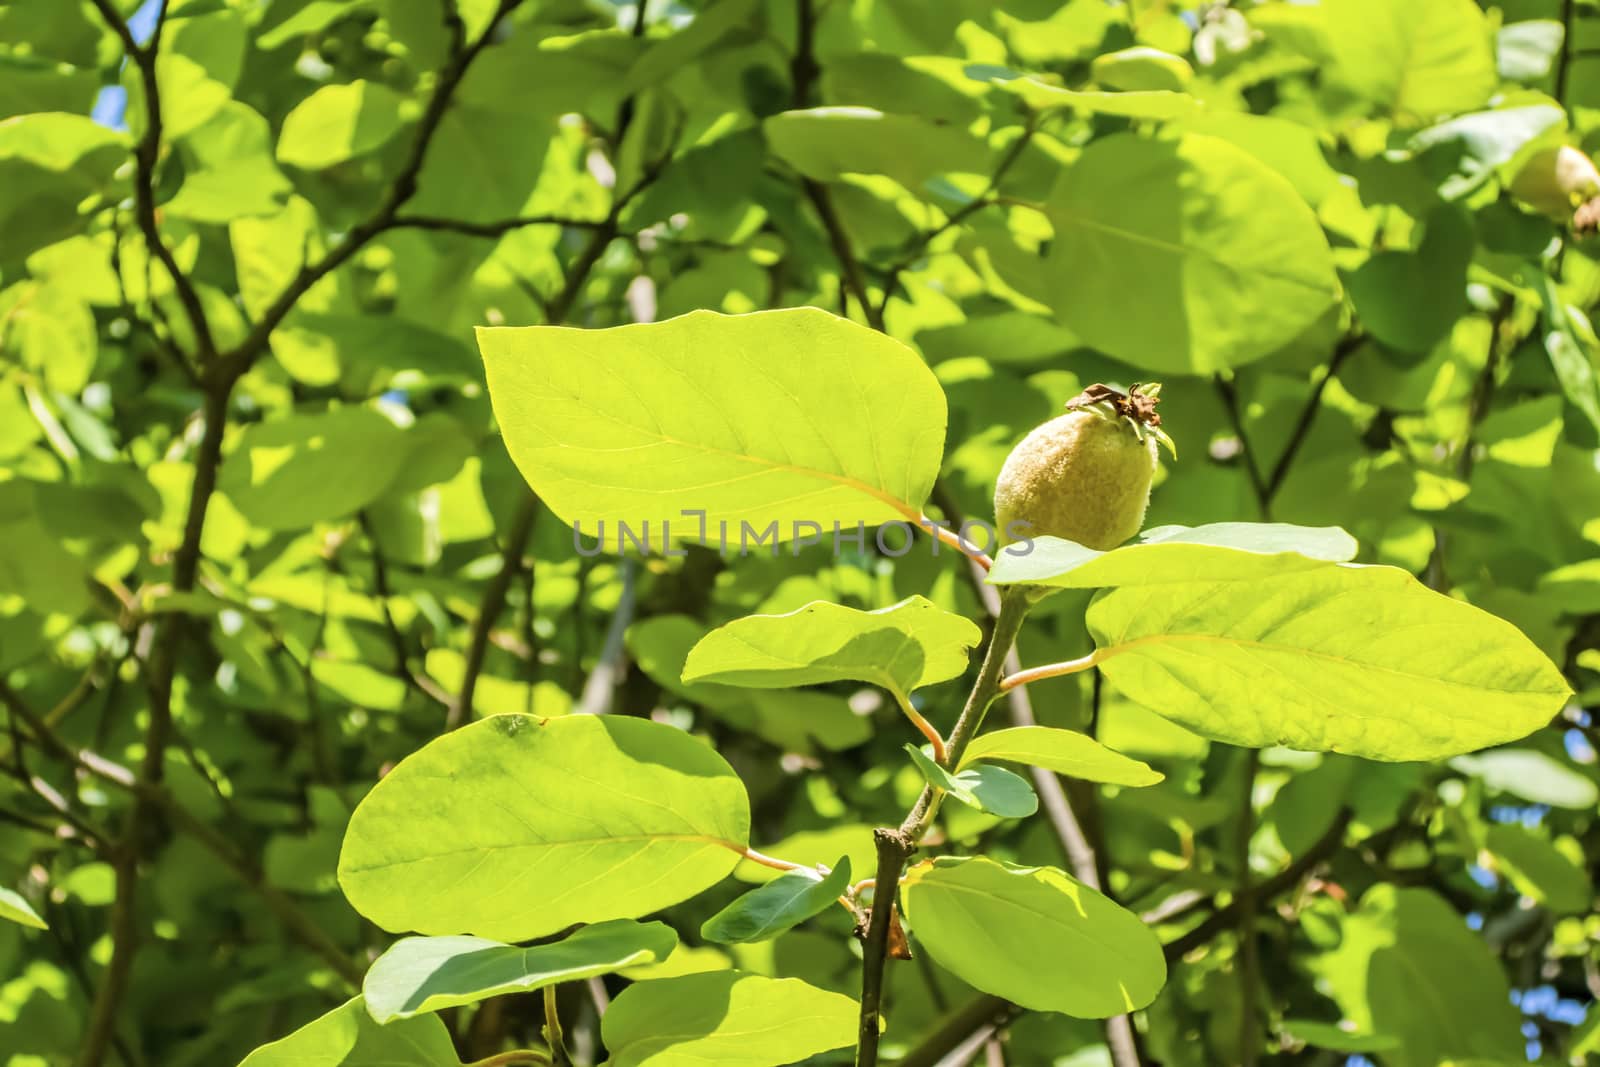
(1066, 382, 1164, 429)
(1576, 197, 1600, 235)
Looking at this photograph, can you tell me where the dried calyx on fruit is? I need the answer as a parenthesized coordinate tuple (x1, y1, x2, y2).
(1509, 145, 1600, 234)
(994, 383, 1176, 552)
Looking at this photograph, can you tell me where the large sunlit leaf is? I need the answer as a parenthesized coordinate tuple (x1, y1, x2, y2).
(601, 972, 857, 1066)
(700, 858, 850, 944)
(479, 308, 947, 548)
(681, 596, 981, 701)
(338, 715, 750, 942)
(901, 856, 1166, 1017)
(958, 726, 1163, 786)
(1323, 0, 1497, 123)
(1044, 132, 1341, 374)
(1087, 564, 1570, 761)
(988, 523, 1358, 589)
(237, 997, 457, 1067)
(363, 920, 677, 1023)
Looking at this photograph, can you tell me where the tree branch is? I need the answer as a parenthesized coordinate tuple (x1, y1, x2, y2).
(221, 0, 528, 377)
(0, 682, 362, 986)
(857, 588, 1032, 1067)
(86, 0, 217, 363)
(1162, 807, 1352, 961)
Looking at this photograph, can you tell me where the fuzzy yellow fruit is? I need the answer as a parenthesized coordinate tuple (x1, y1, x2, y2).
(994, 384, 1170, 552)
(1509, 145, 1600, 231)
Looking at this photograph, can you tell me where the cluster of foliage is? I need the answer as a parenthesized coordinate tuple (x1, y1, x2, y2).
(5, 0, 1600, 1065)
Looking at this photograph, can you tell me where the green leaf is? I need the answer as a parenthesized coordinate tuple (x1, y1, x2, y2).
(1346, 206, 1473, 354)
(0, 112, 126, 259)
(988, 523, 1359, 589)
(237, 997, 458, 1067)
(1407, 105, 1566, 201)
(1323, 0, 1497, 122)
(1498, 21, 1565, 82)
(1091, 47, 1194, 92)
(277, 80, 408, 170)
(1086, 564, 1570, 761)
(681, 596, 981, 702)
(763, 106, 992, 192)
(700, 857, 850, 944)
(1044, 133, 1340, 374)
(901, 856, 1166, 1017)
(1536, 273, 1600, 438)
(1311, 886, 1522, 1067)
(218, 407, 410, 530)
(971, 65, 1198, 119)
(1484, 824, 1591, 914)
(958, 726, 1163, 787)
(479, 308, 947, 547)
(363, 919, 678, 1023)
(1449, 749, 1599, 809)
(906, 744, 1039, 818)
(0, 885, 45, 930)
(601, 971, 857, 1066)
(337, 714, 750, 942)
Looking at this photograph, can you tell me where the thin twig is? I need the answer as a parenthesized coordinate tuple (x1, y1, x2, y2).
(85, 0, 216, 363)
(221, 0, 528, 377)
(390, 213, 608, 237)
(1162, 808, 1352, 961)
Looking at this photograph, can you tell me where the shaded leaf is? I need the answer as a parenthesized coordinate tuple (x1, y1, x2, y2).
(701, 858, 850, 944)
(363, 920, 677, 1022)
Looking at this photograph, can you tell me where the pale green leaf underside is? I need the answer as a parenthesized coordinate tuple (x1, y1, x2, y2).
(479, 308, 947, 547)
(1449, 749, 1599, 809)
(602, 972, 858, 1067)
(988, 522, 1358, 589)
(1088, 564, 1570, 762)
(0, 886, 46, 930)
(959, 726, 1163, 787)
(901, 856, 1166, 1018)
(700, 857, 851, 944)
(237, 997, 457, 1067)
(363, 919, 678, 1023)
(907, 744, 1038, 818)
(681, 595, 982, 699)
(337, 715, 750, 942)
(1046, 132, 1341, 374)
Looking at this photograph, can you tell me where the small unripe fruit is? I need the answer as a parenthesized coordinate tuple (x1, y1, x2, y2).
(994, 383, 1173, 551)
(1509, 145, 1600, 233)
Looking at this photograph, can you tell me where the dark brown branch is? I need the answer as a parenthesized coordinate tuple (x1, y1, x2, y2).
(221, 0, 527, 378)
(448, 492, 539, 731)
(1162, 808, 1352, 962)
(1263, 333, 1362, 501)
(895, 995, 1019, 1067)
(86, 0, 217, 363)
(877, 120, 1039, 319)
(390, 213, 609, 238)
(0, 682, 361, 985)
(1214, 375, 1269, 518)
